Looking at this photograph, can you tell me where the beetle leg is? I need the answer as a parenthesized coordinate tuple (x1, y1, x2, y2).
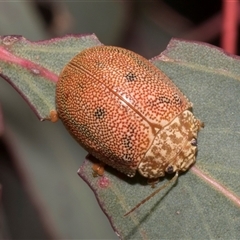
(47, 110, 59, 122)
(92, 162, 105, 177)
(147, 178, 159, 188)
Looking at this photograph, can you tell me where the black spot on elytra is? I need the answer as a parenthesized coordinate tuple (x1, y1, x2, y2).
(95, 60, 105, 69)
(159, 96, 171, 104)
(122, 135, 133, 150)
(122, 153, 133, 162)
(125, 72, 137, 82)
(173, 93, 182, 105)
(94, 107, 106, 119)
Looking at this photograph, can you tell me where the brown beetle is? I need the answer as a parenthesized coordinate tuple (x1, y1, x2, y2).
(55, 46, 203, 215)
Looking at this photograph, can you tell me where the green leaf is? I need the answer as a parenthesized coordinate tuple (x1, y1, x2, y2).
(1, 35, 240, 239)
(0, 34, 102, 120)
(78, 39, 240, 239)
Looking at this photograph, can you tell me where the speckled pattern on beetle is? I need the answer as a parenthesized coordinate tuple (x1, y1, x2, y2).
(56, 46, 203, 181)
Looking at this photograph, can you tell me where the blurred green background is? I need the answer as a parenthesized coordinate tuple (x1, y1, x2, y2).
(0, 1, 224, 239)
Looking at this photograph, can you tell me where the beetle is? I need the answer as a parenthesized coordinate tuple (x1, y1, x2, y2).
(55, 46, 203, 214)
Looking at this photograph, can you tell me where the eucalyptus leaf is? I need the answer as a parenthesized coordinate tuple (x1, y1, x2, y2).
(79, 39, 240, 239)
(0, 34, 102, 120)
(1, 35, 240, 239)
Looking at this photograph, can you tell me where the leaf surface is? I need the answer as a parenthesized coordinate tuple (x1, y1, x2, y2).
(0, 34, 102, 120)
(79, 39, 240, 239)
(1, 35, 240, 239)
